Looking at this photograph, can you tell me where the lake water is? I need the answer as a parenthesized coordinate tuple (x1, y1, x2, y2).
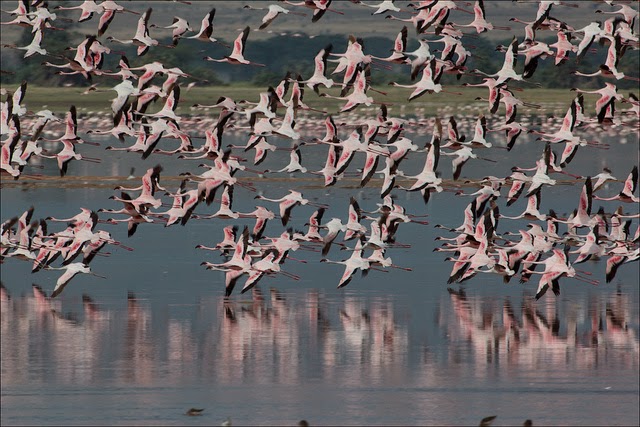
(1, 128, 639, 426)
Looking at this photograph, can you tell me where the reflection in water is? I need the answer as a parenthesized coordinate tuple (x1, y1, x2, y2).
(2, 284, 637, 393)
(442, 288, 639, 373)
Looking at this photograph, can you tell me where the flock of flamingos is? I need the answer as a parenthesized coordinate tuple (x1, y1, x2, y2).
(1, 0, 639, 301)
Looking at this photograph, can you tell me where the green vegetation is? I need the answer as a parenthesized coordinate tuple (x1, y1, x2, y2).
(2, 85, 593, 118)
(2, 23, 638, 91)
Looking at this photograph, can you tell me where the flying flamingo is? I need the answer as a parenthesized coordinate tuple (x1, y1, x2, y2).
(398, 131, 443, 193)
(54, 0, 103, 23)
(572, 21, 605, 62)
(605, 244, 640, 283)
(196, 225, 238, 254)
(204, 26, 265, 66)
(282, 0, 344, 23)
(596, 3, 638, 27)
(547, 29, 578, 65)
(471, 37, 527, 85)
(571, 82, 624, 123)
(152, 16, 192, 46)
(389, 59, 452, 100)
(45, 262, 106, 298)
(591, 167, 617, 192)
(320, 69, 376, 113)
(372, 26, 408, 64)
(523, 247, 598, 300)
(297, 44, 335, 94)
(594, 166, 639, 204)
(501, 192, 547, 221)
(359, 0, 401, 15)
(321, 238, 379, 288)
(454, 0, 510, 34)
(39, 140, 101, 176)
(96, 1, 140, 37)
(243, 4, 306, 30)
(255, 190, 316, 226)
(106, 8, 160, 57)
(2, 27, 50, 58)
(187, 8, 224, 44)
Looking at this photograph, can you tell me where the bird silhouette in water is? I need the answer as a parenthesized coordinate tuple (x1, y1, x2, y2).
(480, 415, 497, 426)
(185, 408, 204, 416)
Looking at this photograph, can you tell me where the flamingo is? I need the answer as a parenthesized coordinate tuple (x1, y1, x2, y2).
(605, 244, 639, 283)
(455, 178, 502, 218)
(281, 0, 344, 23)
(403, 39, 433, 80)
(1, 116, 22, 179)
(39, 140, 101, 176)
(297, 44, 334, 94)
(153, 16, 192, 46)
(101, 193, 154, 237)
(454, 0, 510, 34)
(389, 59, 447, 100)
(14, 109, 56, 163)
(320, 69, 375, 113)
(311, 142, 342, 187)
(329, 35, 374, 88)
(321, 238, 375, 288)
(242, 89, 278, 119)
(398, 133, 443, 193)
(196, 225, 238, 253)
(95, 3, 121, 37)
(441, 146, 485, 181)
(45, 263, 106, 298)
(372, 26, 408, 64)
(594, 166, 639, 204)
(255, 190, 312, 226)
(574, 35, 637, 81)
(412, 0, 473, 35)
(137, 85, 181, 123)
(273, 103, 301, 140)
(547, 29, 577, 65)
(148, 180, 190, 227)
(520, 41, 554, 79)
(472, 37, 525, 85)
(113, 165, 166, 210)
(360, 0, 401, 15)
(243, 4, 305, 30)
(571, 82, 624, 123)
(201, 228, 252, 293)
(199, 184, 247, 220)
(25, 3, 60, 32)
(0, 0, 31, 26)
(296, 208, 325, 243)
(552, 177, 594, 231)
(204, 26, 265, 66)
(186, 8, 219, 43)
(106, 8, 159, 57)
(501, 192, 547, 221)
(2, 27, 48, 58)
(54, 0, 102, 23)
(524, 247, 598, 300)
(572, 21, 605, 61)
(269, 144, 307, 174)
(592, 167, 617, 192)
(464, 115, 492, 148)
(596, 3, 638, 27)
(240, 250, 279, 294)
(570, 228, 607, 264)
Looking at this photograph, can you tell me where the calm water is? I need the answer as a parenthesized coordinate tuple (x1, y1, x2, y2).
(2, 130, 639, 425)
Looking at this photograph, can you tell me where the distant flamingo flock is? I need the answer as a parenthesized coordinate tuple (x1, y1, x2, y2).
(1, 0, 639, 300)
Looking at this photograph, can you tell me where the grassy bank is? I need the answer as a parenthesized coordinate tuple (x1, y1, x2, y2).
(1, 85, 602, 118)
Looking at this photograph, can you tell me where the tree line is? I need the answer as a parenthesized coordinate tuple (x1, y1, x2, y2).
(1, 26, 637, 92)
